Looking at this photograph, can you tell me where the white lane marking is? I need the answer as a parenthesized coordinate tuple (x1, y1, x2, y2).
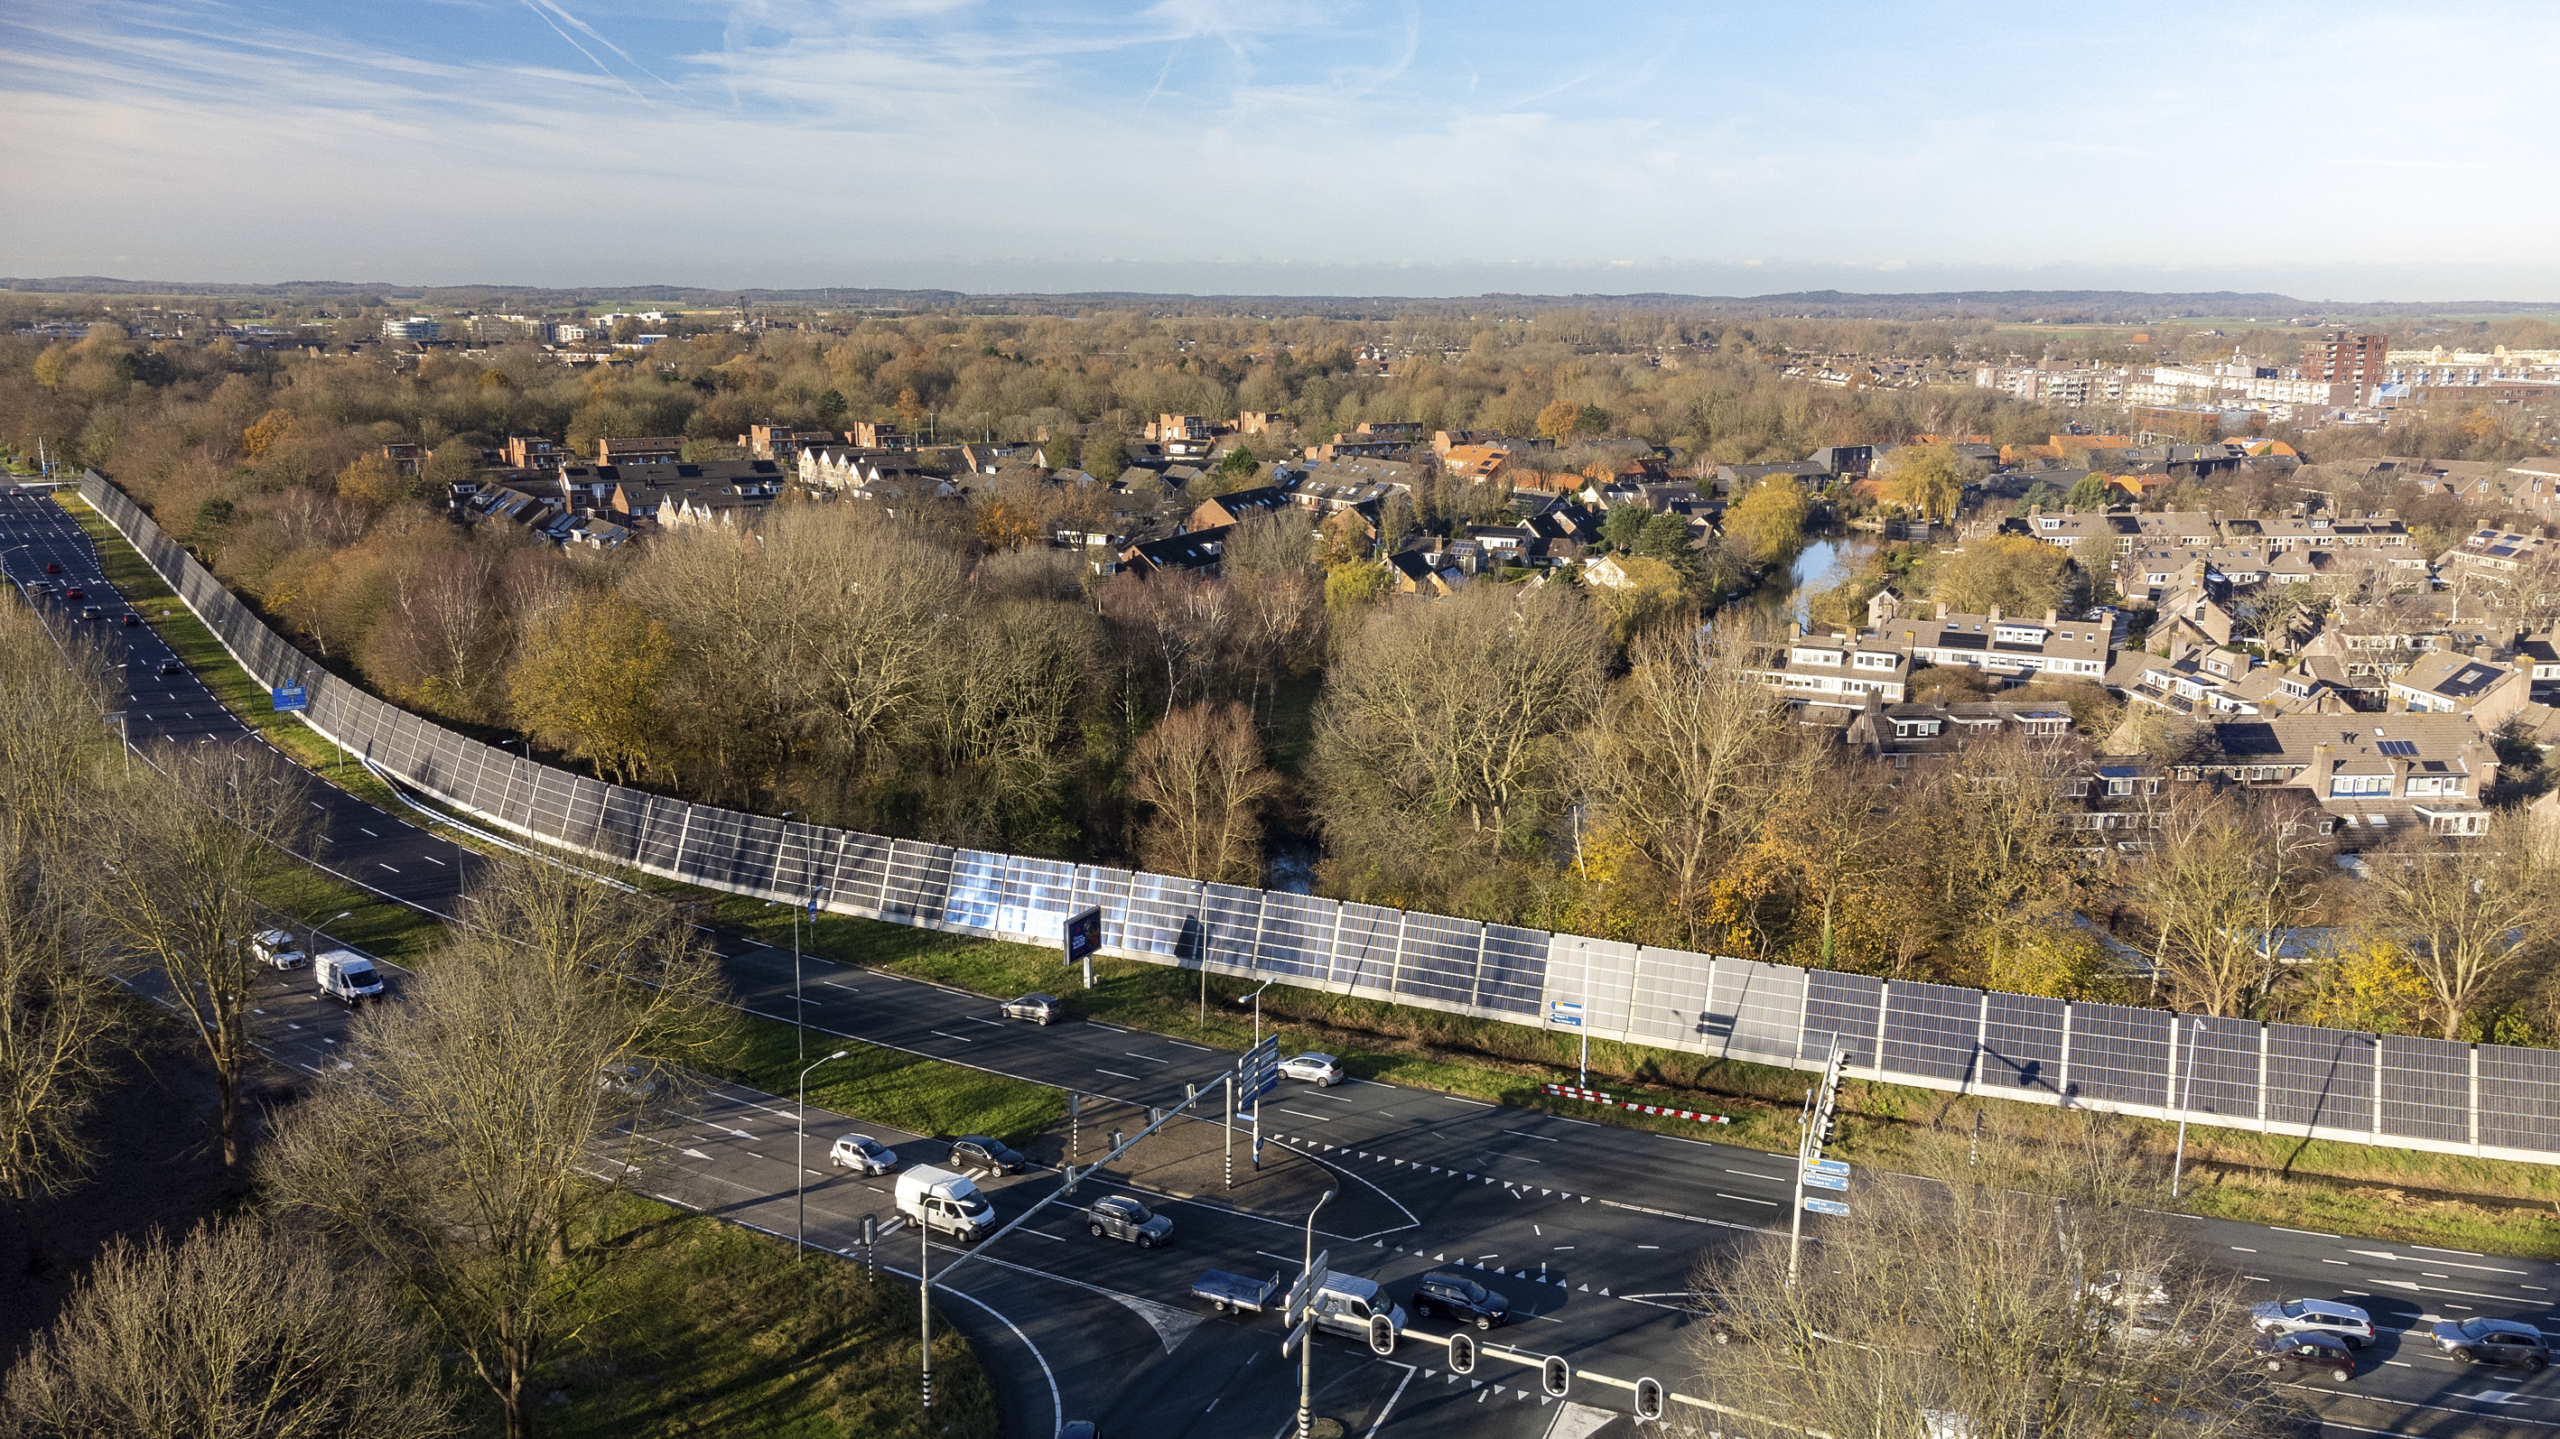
(1276, 1108, 1333, 1122)
(963, 1015, 1001, 1027)
(1085, 1021, 1131, 1034)
(1727, 1169, 1785, 1183)
(359, 827, 378, 837)
(1094, 1069, 1140, 1081)
(1166, 1040, 1213, 1053)
(2351, 1248, 2531, 1276)
(1501, 1129, 1556, 1142)
(1125, 1051, 1171, 1064)
(928, 1029, 972, 1043)
(1361, 1362, 1418, 1439)
(1656, 1133, 1720, 1149)
(420, 855, 445, 866)
(1714, 1192, 1780, 1207)
(379, 864, 399, 873)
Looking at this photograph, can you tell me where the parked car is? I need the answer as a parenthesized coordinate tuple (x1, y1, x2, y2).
(2250, 1298, 2375, 1348)
(829, 1134, 898, 1175)
(1279, 1052, 1344, 1086)
(950, 1135, 1024, 1174)
(248, 928, 306, 969)
(1086, 1195, 1173, 1248)
(2256, 1331, 2356, 1382)
(2432, 1316, 2551, 1370)
(1001, 993, 1060, 1024)
(1412, 1270, 1508, 1330)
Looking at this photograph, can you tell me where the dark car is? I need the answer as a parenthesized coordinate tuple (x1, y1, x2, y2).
(62, 586, 83, 600)
(950, 1135, 1024, 1175)
(1412, 1270, 1509, 1330)
(1086, 1195, 1173, 1248)
(120, 613, 139, 627)
(42, 562, 60, 574)
(1001, 993, 1060, 1024)
(155, 659, 184, 676)
(1057, 1424, 1100, 1439)
(80, 605, 101, 620)
(2256, 1331, 2356, 1382)
(2432, 1317, 2550, 1370)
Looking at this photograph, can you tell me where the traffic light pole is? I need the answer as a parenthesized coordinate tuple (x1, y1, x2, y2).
(1788, 1042, 1845, 1290)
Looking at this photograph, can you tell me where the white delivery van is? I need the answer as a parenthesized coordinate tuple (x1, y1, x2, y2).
(895, 1164, 996, 1242)
(314, 950, 385, 1004)
(1308, 1273, 1407, 1341)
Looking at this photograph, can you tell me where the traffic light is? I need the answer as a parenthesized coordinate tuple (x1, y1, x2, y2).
(1541, 1355, 1571, 1398)
(1367, 1314, 1396, 1356)
(1633, 1376, 1664, 1421)
(1447, 1332, 1477, 1375)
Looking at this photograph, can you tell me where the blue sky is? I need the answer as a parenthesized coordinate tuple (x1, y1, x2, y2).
(4, 1, 2557, 299)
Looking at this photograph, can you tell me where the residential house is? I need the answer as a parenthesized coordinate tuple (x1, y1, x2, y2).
(2520, 632, 2560, 702)
(504, 436, 566, 471)
(1308, 434, 1404, 462)
(1432, 429, 1504, 456)
(2186, 715, 2497, 834)
(2439, 527, 2552, 580)
(1441, 443, 1511, 481)
(1150, 414, 1211, 445)
(1876, 605, 2114, 683)
(664, 483, 781, 531)
(846, 422, 910, 450)
(2109, 641, 2337, 718)
(1746, 625, 1912, 709)
(2389, 649, 2533, 732)
(380, 442, 424, 478)
(1806, 444, 1875, 477)
(1842, 695, 2074, 763)
(1117, 527, 1229, 577)
(1189, 485, 1290, 532)
(1386, 549, 1467, 597)
(595, 435, 685, 465)
(742, 425, 836, 462)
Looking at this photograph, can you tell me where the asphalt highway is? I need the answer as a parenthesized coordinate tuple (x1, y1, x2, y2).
(11, 484, 2560, 1437)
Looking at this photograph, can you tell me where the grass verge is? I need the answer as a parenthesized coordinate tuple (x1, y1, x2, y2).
(472, 1194, 997, 1439)
(711, 1010, 1063, 1149)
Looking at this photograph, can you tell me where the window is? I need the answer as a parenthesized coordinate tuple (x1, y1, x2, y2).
(2331, 774, 2389, 796)
(2107, 778, 2133, 797)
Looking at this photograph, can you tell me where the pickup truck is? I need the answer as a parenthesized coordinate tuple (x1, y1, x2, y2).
(1191, 1269, 1281, 1316)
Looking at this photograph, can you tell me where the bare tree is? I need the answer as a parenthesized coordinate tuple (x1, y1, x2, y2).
(1128, 703, 1281, 884)
(91, 743, 317, 1168)
(2120, 787, 2331, 1017)
(268, 859, 725, 1439)
(1689, 1110, 2292, 1439)
(2358, 812, 2560, 1039)
(1, 1219, 455, 1439)
(1582, 621, 1797, 944)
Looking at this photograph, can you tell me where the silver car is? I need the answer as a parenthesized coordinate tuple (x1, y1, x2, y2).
(1001, 993, 1060, 1025)
(829, 1134, 898, 1175)
(1279, 1052, 1344, 1086)
(2251, 1298, 2374, 1348)
(249, 928, 306, 969)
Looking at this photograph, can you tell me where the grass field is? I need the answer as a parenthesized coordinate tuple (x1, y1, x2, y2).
(715, 1010, 1064, 1149)
(469, 1195, 997, 1439)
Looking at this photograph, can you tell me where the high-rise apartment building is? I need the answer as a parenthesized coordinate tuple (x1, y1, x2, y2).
(2300, 331, 2387, 390)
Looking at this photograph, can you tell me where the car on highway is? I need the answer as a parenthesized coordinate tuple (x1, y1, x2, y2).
(121, 613, 139, 627)
(248, 929, 307, 969)
(1279, 1052, 1344, 1086)
(1411, 1270, 1508, 1330)
(80, 605, 101, 620)
(2432, 1316, 2551, 1370)
(949, 1135, 1024, 1174)
(314, 950, 385, 1004)
(1000, 992, 1060, 1024)
(829, 1134, 898, 1175)
(155, 659, 184, 676)
(2250, 1298, 2374, 1348)
(595, 1062, 661, 1099)
(42, 562, 59, 574)
(62, 586, 83, 600)
(1085, 1195, 1173, 1248)
(1307, 1273, 1406, 1342)
(2255, 1331, 2356, 1382)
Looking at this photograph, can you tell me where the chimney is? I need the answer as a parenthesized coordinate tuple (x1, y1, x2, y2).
(1989, 605, 2004, 624)
(1790, 621, 1803, 641)
(2044, 609, 2058, 625)
(2474, 644, 2496, 662)
(1935, 602, 1949, 620)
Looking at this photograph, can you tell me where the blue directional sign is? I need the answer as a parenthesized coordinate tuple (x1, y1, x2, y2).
(1807, 1159, 1850, 1177)
(1242, 1036, 1282, 1101)
(1063, 906, 1102, 966)
(1802, 1171, 1849, 1192)
(1803, 1197, 1851, 1218)
(270, 683, 308, 713)
(1549, 1000, 1584, 1029)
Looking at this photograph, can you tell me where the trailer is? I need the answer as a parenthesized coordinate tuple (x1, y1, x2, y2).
(1191, 1269, 1281, 1316)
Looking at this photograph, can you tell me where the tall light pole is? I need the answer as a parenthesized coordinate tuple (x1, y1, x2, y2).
(795, 1049, 849, 1259)
(1298, 1188, 1335, 1439)
(2171, 1015, 2201, 1200)
(769, 812, 800, 1064)
(307, 908, 351, 960)
(919, 1201, 935, 1412)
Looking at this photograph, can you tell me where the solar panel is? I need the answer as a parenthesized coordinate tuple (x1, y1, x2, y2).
(2376, 740, 2417, 756)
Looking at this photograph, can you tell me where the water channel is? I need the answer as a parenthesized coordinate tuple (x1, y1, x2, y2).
(1729, 533, 1881, 632)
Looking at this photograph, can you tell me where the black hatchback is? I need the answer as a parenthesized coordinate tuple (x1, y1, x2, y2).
(950, 1135, 1024, 1174)
(1412, 1270, 1508, 1330)
(2255, 1331, 2356, 1383)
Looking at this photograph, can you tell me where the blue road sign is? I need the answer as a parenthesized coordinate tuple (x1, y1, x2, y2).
(1803, 1197, 1851, 1218)
(1064, 906, 1102, 965)
(1242, 1036, 1281, 1101)
(1549, 1000, 1584, 1029)
(1802, 1171, 1849, 1192)
(1808, 1159, 1850, 1177)
(271, 683, 308, 713)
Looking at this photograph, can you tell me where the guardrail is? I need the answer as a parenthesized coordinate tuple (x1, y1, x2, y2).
(76, 469, 2560, 1165)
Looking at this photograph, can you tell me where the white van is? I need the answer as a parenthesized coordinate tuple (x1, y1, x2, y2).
(1308, 1273, 1407, 1341)
(314, 950, 385, 1004)
(895, 1164, 995, 1242)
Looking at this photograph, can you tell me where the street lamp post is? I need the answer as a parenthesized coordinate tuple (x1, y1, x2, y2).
(795, 1049, 849, 1259)
(308, 908, 351, 960)
(1297, 1188, 1335, 1439)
